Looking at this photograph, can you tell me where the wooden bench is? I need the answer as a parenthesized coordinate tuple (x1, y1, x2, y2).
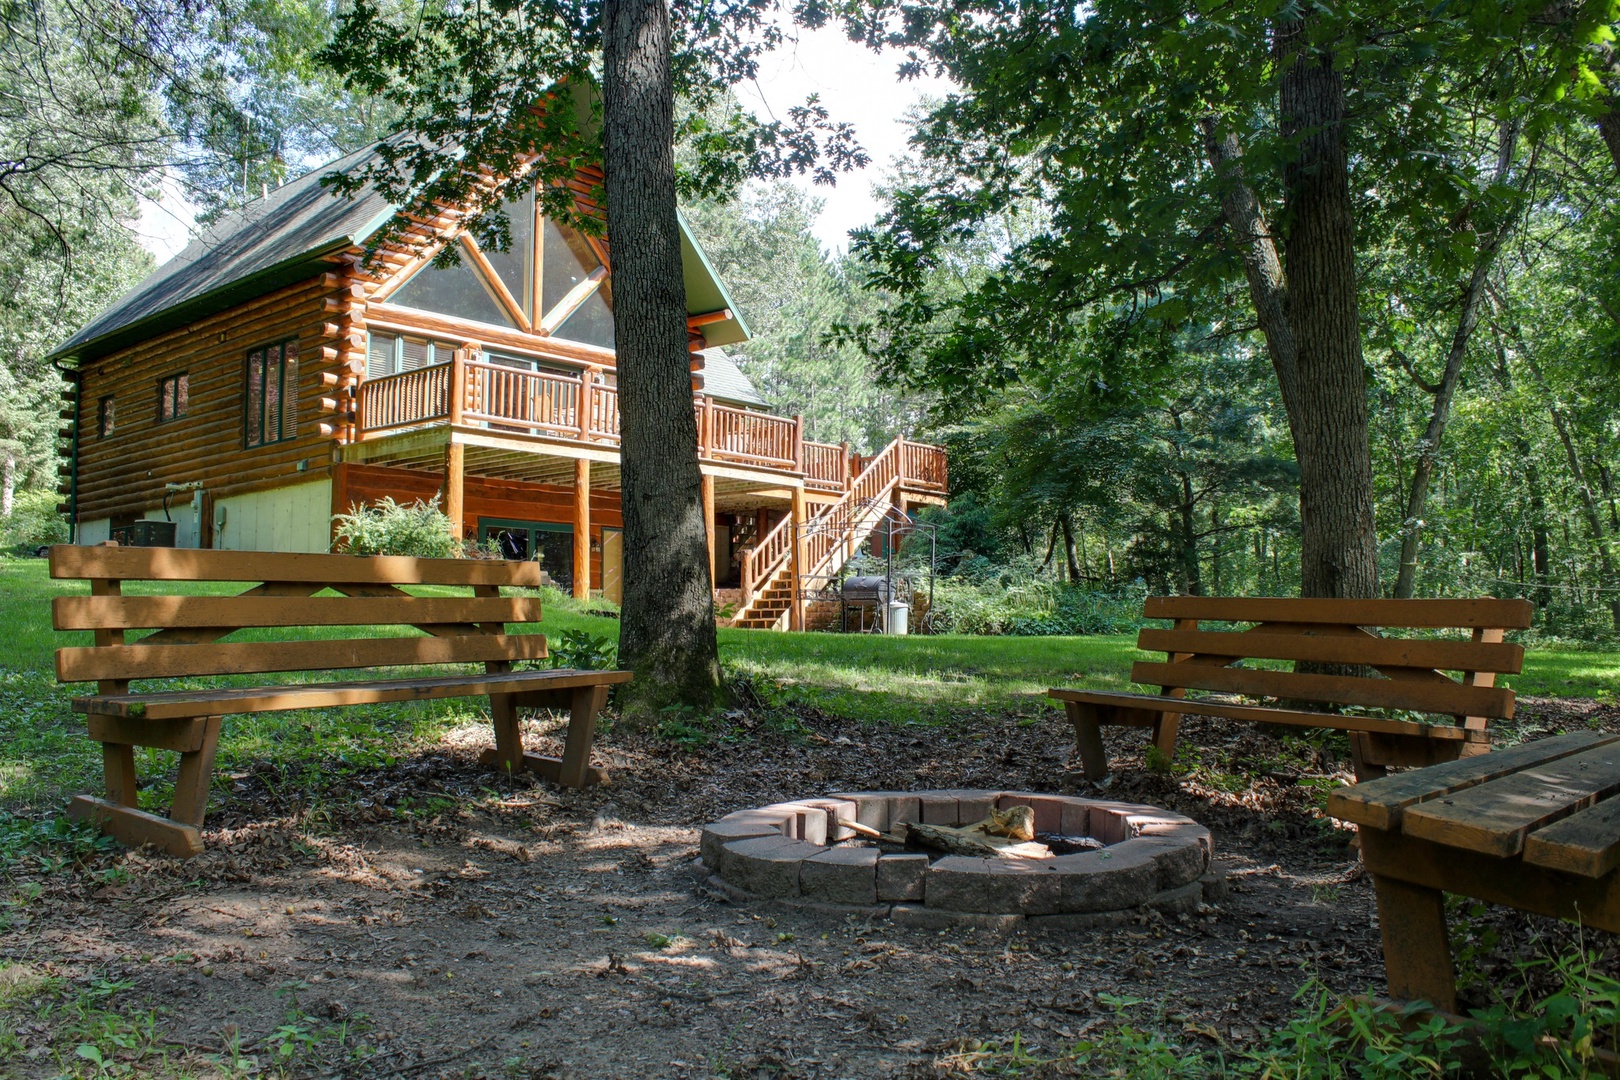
(1329, 732, 1620, 1012)
(1047, 596, 1534, 782)
(50, 545, 632, 857)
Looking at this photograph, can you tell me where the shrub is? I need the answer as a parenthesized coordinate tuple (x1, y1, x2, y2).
(926, 572, 1148, 636)
(3, 489, 69, 550)
(331, 497, 459, 558)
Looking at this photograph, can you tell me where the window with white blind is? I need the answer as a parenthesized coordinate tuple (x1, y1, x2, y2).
(365, 333, 457, 379)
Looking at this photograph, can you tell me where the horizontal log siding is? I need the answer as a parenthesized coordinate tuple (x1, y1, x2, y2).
(336, 462, 623, 587)
(74, 275, 351, 524)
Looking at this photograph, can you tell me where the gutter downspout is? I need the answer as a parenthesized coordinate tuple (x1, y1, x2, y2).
(52, 359, 80, 544)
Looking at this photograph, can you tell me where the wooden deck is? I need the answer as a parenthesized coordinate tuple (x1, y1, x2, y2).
(349, 351, 948, 499)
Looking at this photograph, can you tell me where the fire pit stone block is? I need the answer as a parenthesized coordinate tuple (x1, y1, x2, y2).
(926, 856, 1064, 915)
(723, 835, 826, 898)
(701, 811, 792, 871)
(876, 853, 929, 902)
(1051, 845, 1161, 912)
(800, 846, 880, 905)
(995, 793, 1067, 835)
(918, 791, 960, 825)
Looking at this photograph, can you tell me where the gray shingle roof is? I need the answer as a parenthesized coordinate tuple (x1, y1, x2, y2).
(697, 347, 766, 407)
(54, 143, 753, 364)
(54, 144, 395, 363)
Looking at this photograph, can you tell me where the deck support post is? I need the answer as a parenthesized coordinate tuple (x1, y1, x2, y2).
(790, 485, 807, 631)
(573, 459, 591, 600)
(701, 472, 716, 585)
(443, 351, 467, 542)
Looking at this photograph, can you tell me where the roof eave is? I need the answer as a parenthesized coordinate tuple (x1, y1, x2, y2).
(50, 237, 359, 367)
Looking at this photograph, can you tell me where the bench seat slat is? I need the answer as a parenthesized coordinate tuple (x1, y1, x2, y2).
(1143, 596, 1534, 629)
(1401, 742, 1620, 858)
(1136, 628, 1524, 675)
(1129, 661, 1514, 719)
(1522, 794, 1620, 879)
(53, 595, 545, 631)
(1047, 689, 1478, 740)
(49, 546, 541, 587)
(73, 668, 634, 720)
(1326, 732, 1619, 831)
(57, 633, 550, 683)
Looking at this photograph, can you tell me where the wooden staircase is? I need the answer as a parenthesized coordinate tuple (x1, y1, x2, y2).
(732, 437, 909, 631)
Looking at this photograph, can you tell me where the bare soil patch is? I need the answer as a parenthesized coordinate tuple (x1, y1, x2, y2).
(4, 693, 1617, 1078)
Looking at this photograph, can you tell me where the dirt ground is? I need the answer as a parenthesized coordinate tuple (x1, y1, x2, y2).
(5, 695, 1618, 1079)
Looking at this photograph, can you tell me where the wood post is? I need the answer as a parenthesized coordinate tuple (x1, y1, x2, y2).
(573, 458, 591, 600)
(169, 716, 223, 827)
(701, 472, 716, 586)
(841, 441, 852, 491)
(579, 368, 596, 441)
(489, 691, 524, 774)
(443, 443, 465, 542)
(792, 414, 805, 472)
(790, 485, 807, 631)
(700, 396, 714, 458)
(444, 350, 467, 541)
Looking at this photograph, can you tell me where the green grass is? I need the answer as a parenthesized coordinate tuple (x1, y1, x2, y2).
(2, 555, 1617, 815)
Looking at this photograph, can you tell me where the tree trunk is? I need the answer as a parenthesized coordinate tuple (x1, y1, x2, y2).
(602, 0, 721, 716)
(1060, 512, 1082, 583)
(1, 451, 14, 519)
(1178, 475, 1201, 595)
(1393, 123, 1520, 598)
(1275, 23, 1379, 601)
(1599, 94, 1620, 179)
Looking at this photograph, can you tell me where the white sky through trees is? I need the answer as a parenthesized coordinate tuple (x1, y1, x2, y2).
(134, 24, 949, 263)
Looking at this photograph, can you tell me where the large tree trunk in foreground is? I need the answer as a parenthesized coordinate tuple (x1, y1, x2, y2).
(602, 0, 721, 717)
(1200, 25, 1379, 601)
(1276, 24, 1379, 600)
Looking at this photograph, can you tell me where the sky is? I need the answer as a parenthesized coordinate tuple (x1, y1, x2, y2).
(134, 25, 952, 263)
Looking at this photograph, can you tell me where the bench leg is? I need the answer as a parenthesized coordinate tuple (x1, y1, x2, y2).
(103, 743, 138, 806)
(489, 692, 524, 774)
(1371, 871, 1458, 1012)
(1152, 712, 1181, 760)
(1348, 733, 1388, 782)
(1067, 701, 1109, 781)
(170, 717, 223, 828)
(559, 685, 609, 788)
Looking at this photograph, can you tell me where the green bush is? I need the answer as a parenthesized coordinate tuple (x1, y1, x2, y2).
(3, 489, 69, 550)
(927, 571, 1148, 636)
(331, 497, 459, 558)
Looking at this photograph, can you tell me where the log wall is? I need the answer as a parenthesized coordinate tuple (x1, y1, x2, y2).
(71, 272, 356, 527)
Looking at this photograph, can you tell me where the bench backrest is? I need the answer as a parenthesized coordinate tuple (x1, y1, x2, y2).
(1134, 595, 1535, 725)
(50, 545, 548, 694)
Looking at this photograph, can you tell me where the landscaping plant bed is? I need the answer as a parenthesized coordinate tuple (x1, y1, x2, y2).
(702, 790, 1223, 927)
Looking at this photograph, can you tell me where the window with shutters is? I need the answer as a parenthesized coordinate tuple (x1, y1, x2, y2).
(244, 339, 298, 448)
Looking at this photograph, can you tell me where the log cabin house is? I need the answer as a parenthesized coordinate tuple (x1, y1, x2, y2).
(50, 144, 947, 630)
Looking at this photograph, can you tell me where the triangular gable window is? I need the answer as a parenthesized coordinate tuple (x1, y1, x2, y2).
(389, 240, 518, 329)
(383, 189, 614, 347)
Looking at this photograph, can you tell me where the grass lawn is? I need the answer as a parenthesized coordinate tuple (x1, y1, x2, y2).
(2, 555, 1616, 817)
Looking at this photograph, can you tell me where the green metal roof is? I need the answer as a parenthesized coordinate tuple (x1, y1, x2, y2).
(53, 143, 755, 366)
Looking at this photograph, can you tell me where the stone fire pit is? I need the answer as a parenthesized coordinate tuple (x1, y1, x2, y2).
(701, 790, 1223, 929)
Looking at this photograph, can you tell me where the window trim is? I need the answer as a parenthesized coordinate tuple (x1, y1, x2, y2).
(156, 372, 188, 423)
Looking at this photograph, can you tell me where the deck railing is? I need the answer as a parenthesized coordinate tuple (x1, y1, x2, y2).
(354, 350, 946, 497)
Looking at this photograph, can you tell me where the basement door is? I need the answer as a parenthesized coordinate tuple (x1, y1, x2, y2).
(601, 528, 622, 605)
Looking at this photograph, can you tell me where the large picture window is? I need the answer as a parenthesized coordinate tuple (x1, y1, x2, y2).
(245, 339, 298, 448)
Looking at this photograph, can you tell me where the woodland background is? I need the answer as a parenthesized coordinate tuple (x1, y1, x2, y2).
(3, 0, 1618, 641)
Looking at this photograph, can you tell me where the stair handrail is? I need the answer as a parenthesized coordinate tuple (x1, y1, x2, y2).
(739, 437, 905, 612)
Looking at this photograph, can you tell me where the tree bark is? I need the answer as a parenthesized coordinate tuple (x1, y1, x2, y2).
(602, 0, 721, 715)
(1059, 512, 1082, 583)
(1275, 22, 1379, 600)
(1393, 123, 1520, 598)
(1, 451, 14, 519)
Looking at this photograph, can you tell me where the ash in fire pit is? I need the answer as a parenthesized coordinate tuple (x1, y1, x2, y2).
(701, 790, 1223, 929)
